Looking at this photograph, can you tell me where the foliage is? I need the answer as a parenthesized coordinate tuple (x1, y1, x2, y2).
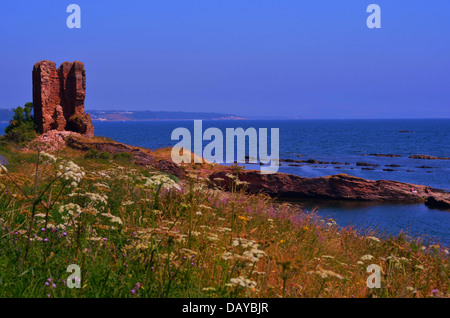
(0, 149, 448, 298)
(84, 149, 111, 160)
(113, 152, 132, 161)
(3, 103, 37, 143)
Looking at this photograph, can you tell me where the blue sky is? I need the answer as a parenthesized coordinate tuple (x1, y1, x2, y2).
(0, 0, 449, 118)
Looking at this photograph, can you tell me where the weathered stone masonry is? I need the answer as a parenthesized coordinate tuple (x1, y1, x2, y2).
(32, 60, 94, 137)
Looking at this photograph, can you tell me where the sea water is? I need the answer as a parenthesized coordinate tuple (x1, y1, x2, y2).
(2, 119, 449, 244)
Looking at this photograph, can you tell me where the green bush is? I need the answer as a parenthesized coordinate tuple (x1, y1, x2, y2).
(84, 149, 111, 160)
(4, 103, 37, 143)
(84, 149, 100, 159)
(113, 152, 132, 161)
(99, 151, 111, 160)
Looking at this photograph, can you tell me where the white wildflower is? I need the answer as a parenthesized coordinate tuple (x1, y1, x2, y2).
(122, 200, 134, 206)
(40, 152, 57, 164)
(307, 269, 344, 280)
(46, 223, 56, 230)
(74, 192, 108, 206)
(143, 174, 181, 191)
(406, 287, 417, 293)
(222, 252, 234, 261)
(58, 203, 82, 216)
(207, 234, 220, 241)
(234, 180, 249, 186)
(360, 255, 374, 261)
(366, 236, 381, 243)
(325, 218, 337, 227)
(202, 287, 216, 292)
(101, 212, 123, 225)
(93, 182, 110, 189)
(229, 276, 257, 289)
(56, 160, 85, 186)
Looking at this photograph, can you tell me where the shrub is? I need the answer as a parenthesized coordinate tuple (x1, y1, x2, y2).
(84, 149, 111, 160)
(113, 152, 132, 161)
(84, 149, 100, 159)
(99, 151, 111, 160)
(4, 103, 37, 143)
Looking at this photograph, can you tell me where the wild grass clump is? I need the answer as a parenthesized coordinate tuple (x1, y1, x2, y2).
(0, 149, 448, 298)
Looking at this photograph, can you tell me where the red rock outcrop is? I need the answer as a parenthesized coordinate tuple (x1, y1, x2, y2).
(65, 135, 184, 178)
(210, 170, 450, 204)
(32, 60, 94, 137)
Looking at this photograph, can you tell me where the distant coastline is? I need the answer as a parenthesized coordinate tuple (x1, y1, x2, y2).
(0, 108, 246, 122)
(91, 116, 246, 122)
(88, 110, 246, 121)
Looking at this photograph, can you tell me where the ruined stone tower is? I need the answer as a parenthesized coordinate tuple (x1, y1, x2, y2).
(32, 60, 94, 137)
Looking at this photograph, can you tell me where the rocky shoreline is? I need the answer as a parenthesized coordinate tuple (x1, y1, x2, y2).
(38, 132, 449, 211)
(209, 169, 450, 209)
(23, 60, 449, 211)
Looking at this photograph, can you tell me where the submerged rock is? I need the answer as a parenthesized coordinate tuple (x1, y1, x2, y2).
(356, 162, 379, 167)
(409, 154, 450, 160)
(368, 153, 402, 157)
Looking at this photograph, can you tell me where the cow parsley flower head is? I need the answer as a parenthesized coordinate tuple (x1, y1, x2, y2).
(366, 236, 381, 243)
(101, 212, 123, 225)
(56, 160, 85, 187)
(360, 254, 374, 261)
(40, 152, 57, 164)
(229, 276, 257, 289)
(144, 174, 181, 191)
(58, 203, 82, 216)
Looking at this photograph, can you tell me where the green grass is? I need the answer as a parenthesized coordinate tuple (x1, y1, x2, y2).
(0, 147, 448, 298)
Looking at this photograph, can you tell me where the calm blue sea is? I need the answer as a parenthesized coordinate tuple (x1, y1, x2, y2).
(1, 119, 449, 244)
